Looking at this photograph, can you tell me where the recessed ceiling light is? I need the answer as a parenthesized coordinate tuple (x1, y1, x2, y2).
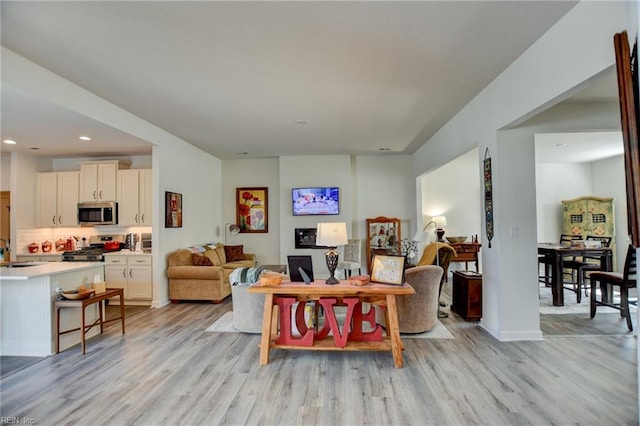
(79, 136, 91, 141)
(3, 139, 16, 145)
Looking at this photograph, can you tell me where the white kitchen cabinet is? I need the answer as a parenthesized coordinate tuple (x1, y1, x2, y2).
(117, 169, 152, 226)
(79, 161, 128, 202)
(36, 172, 79, 227)
(104, 254, 152, 303)
(140, 169, 152, 226)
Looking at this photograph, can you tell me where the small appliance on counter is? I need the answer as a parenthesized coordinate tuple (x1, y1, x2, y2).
(141, 233, 152, 252)
(124, 233, 137, 250)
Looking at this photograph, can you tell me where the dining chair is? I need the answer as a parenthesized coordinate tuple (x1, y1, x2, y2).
(589, 244, 637, 331)
(337, 239, 362, 278)
(538, 234, 582, 287)
(564, 235, 612, 303)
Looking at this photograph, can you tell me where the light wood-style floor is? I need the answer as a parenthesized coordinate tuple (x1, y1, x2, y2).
(0, 299, 637, 425)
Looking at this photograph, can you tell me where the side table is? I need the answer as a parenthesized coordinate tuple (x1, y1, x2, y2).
(449, 242, 481, 272)
(55, 288, 125, 354)
(452, 271, 482, 321)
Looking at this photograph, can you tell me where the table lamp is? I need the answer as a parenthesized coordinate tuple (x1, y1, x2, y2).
(316, 222, 348, 285)
(431, 216, 447, 242)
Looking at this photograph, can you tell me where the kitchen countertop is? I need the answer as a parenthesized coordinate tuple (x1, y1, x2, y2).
(0, 261, 104, 280)
(14, 253, 64, 257)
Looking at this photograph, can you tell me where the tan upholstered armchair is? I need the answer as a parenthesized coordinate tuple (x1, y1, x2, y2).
(375, 265, 444, 333)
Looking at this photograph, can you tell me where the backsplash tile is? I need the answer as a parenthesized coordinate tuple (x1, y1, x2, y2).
(15, 226, 151, 255)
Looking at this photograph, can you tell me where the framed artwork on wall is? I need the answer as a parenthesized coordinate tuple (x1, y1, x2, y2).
(236, 187, 268, 233)
(165, 191, 183, 228)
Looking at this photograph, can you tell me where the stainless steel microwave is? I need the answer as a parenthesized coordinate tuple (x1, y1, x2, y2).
(78, 202, 118, 226)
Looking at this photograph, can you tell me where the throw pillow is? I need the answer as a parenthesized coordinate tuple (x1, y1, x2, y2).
(224, 245, 245, 262)
(214, 244, 226, 264)
(192, 253, 214, 266)
(203, 249, 221, 266)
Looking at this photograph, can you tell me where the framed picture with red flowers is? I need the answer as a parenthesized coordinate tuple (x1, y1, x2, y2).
(165, 191, 183, 228)
(236, 187, 268, 233)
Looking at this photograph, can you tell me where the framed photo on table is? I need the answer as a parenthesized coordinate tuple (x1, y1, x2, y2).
(236, 187, 268, 233)
(370, 254, 406, 285)
(165, 191, 183, 228)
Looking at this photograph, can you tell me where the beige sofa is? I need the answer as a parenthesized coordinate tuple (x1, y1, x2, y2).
(167, 244, 256, 303)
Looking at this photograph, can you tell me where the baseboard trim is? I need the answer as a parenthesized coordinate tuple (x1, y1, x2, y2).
(482, 323, 544, 342)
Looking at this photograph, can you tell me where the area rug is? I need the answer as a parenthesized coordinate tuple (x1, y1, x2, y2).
(539, 286, 637, 315)
(205, 311, 454, 339)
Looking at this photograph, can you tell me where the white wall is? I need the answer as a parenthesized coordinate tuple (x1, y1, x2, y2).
(419, 148, 482, 240)
(222, 158, 281, 265)
(278, 155, 353, 277)
(221, 154, 414, 275)
(419, 148, 482, 277)
(411, 1, 634, 341)
(51, 155, 152, 171)
(535, 162, 593, 242)
(355, 155, 415, 243)
(1, 156, 11, 191)
(592, 154, 630, 270)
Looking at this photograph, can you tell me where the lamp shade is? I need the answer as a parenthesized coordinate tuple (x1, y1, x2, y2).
(316, 222, 348, 247)
(227, 223, 240, 235)
(432, 215, 447, 228)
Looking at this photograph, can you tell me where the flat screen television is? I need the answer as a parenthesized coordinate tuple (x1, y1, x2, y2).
(292, 187, 339, 216)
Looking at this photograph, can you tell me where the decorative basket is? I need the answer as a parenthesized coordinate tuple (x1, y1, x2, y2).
(259, 272, 283, 287)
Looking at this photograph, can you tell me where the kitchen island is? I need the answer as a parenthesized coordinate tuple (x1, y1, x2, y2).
(1, 262, 105, 356)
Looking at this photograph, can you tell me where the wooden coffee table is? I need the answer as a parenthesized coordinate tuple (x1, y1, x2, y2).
(248, 280, 414, 368)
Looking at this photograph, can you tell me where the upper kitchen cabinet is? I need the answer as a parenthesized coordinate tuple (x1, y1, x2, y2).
(117, 169, 152, 226)
(79, 160, 130, 202)
(37, 172, 80, 227)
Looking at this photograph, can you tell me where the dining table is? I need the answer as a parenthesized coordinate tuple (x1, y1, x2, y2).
(538, 243, 613, 306)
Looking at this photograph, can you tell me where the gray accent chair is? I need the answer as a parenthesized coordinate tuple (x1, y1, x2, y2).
(375, 265, 444, 333)
(231, 285, 264, 333)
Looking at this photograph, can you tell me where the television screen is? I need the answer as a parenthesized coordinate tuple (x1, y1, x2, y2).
(292, 187, 339, 216)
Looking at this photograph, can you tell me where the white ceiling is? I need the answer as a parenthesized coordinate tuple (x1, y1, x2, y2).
(535, 131, 623, 164)
(1, 1, 619, 162)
